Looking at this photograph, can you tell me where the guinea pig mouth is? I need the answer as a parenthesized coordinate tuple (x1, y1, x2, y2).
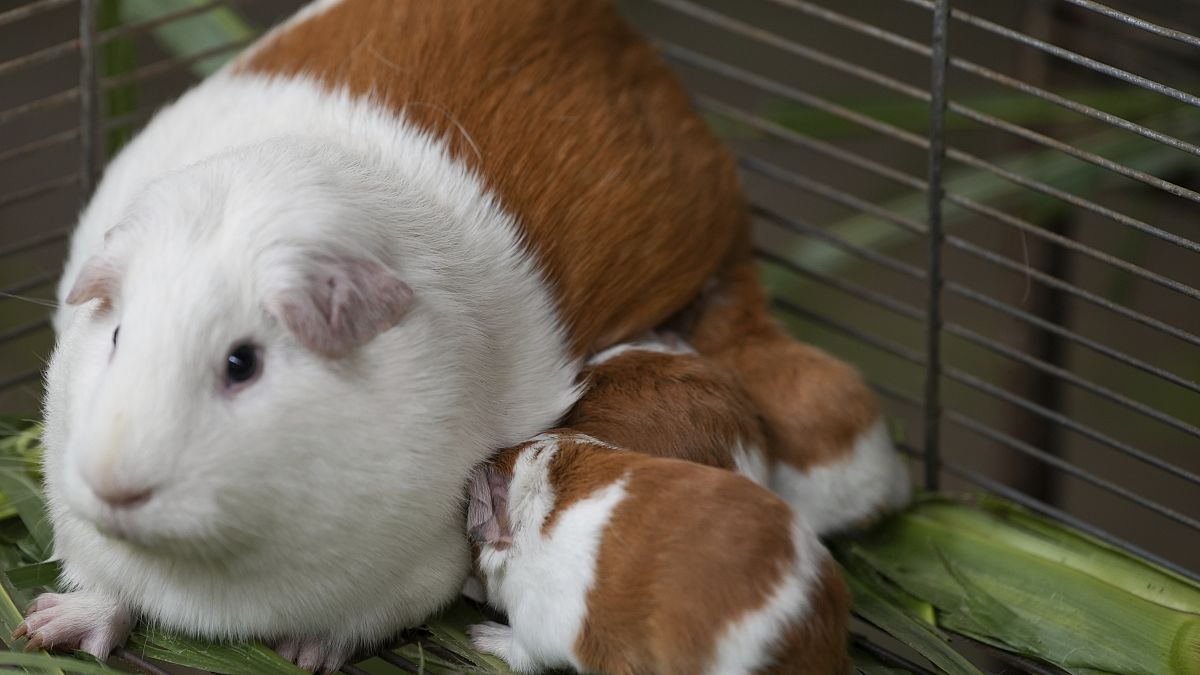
(87, 504, 164, 549)
(81, 495, 243, 559)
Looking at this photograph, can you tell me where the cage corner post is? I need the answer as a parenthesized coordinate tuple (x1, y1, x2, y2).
(922, 0, 951, 491)
(78, 0, 101, 201)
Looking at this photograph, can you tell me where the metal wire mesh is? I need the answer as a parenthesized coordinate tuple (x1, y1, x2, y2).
(1, 0, 1199, 670)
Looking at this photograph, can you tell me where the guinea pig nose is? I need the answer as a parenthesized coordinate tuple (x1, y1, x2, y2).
(95, 486, 154, 510)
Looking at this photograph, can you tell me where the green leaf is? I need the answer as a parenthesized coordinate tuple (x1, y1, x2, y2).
(0, 652, 116, 674)
(849, 499, 1200, 675)
(126, 629, 307, 675)
(6, 561, 62, 590)
(839, 552, 983, 675)
(852, 644, 917, 675)
(0, 470, 51, 561)
(423, 602, 517, 673)
(0, 571, 29, 647)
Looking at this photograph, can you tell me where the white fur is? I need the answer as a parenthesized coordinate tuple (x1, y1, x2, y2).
(42, 69, 581, 656)
(731, 440, 770, 487)
(586, 333, 695, 366)
(708, 517, 824, 675)
(769, 419, 911, 535)
(474, 437, 628, 673)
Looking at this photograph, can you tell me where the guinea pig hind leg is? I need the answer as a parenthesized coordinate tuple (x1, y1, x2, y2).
(14, 591, 131, 659)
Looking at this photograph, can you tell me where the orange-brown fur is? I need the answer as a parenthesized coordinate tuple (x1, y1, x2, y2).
(236, 0, 744, 357)
(685, 261, 882, 471)
(563, 349, 766, 470)
(541, 438, 849, 674)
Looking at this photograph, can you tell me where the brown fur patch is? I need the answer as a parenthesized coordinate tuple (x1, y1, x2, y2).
(236, 0, 744, 356)
(687, 261, 881, 470)
(533, 440, 846, 674)
(537, 434, 633, 537)
(563, 350, 766, 470)
(760, 556, 852, 675)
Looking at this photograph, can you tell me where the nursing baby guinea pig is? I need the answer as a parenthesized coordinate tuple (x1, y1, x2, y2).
(682, 264, 913, 535)
(564, 333, 769, 478)
(466, 433, 851, 675)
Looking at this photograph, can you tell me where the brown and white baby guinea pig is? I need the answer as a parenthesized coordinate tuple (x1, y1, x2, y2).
(465, 433, 851, 675)
(563, 334, 770, 479)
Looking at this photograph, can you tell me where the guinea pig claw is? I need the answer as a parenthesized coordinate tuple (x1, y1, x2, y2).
(12, 622, 28, 641)
(17, 592, 130, 659)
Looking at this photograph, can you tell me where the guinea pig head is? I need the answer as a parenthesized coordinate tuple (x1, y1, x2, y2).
(45, 141, 431, 557)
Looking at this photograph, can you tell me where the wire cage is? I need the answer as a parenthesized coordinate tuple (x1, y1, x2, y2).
(1, 0, 1198, 672)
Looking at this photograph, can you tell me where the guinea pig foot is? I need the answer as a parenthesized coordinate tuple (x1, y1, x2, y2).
(14, 592, 131, 659)
(273, 638, 352, 674)
(468, 621, 533, 672)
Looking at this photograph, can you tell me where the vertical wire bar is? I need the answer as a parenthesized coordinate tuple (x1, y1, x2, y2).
(922, 0, 951, 490)
(78, 0, 101, 200)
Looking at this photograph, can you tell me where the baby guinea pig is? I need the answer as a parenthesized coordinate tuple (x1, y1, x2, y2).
(682, 264, 913, 534)
(465, 433, 851, 675)
(563, 333, 770, 480)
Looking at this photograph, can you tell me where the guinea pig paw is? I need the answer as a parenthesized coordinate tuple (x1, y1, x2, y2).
(15, 592, 130, 659)
(468, 621, 517, 662)
(273, 638, 352, 674)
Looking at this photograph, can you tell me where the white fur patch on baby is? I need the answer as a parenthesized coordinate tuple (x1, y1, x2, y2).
(708, 517, 823, 675)
(478, 437, 630, 673)
(769, 419, 911, 535)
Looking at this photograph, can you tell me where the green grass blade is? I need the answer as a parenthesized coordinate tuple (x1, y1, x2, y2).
(0, 470, 52, 561)
(851, 645, 917, 675)
(839, 553, 982, 675)
(126, 629, 306, 675)
(5, 561, 62, 590)
(0, 653, 117, 674)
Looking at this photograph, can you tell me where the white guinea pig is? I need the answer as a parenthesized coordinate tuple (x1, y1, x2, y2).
(28, 0, 745, 671)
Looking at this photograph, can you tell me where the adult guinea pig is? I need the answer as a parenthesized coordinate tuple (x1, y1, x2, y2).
(467, 433, 851, 675)
(29, 0, 743, 671)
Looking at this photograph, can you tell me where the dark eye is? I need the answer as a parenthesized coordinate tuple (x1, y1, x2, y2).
(225, 343, 262, 388)
(112, 326, 119, 346)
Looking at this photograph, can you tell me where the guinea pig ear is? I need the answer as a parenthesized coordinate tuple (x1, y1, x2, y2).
(65, 255, 120, 306)
(273, 253, 414, 359)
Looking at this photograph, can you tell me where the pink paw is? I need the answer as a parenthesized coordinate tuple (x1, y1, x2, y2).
(274, 638, 353, 674)
(13, 592, 131, 659)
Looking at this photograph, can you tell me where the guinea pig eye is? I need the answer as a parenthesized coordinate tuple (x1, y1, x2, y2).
(112, 326, 119, 346)
(224, 343, 262, 389)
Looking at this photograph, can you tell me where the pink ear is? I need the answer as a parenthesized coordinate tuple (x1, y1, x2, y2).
(274, 254, 413, 358)
(65, 256, 120, 306)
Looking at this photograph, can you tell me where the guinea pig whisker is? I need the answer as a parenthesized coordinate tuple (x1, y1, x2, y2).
(0, 291, 58, 309)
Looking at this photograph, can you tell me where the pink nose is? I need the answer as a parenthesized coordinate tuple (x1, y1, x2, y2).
(94, 487, 154, 509)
